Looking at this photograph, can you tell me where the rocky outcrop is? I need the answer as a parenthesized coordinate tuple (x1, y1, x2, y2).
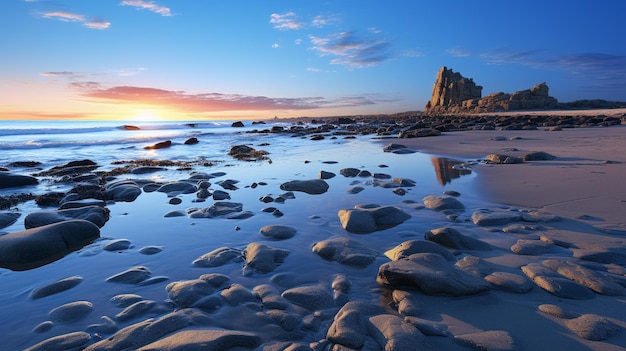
(425, 66, 558, 114)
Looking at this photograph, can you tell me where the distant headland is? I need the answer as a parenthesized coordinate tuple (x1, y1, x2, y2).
(424, 66, 625, 115)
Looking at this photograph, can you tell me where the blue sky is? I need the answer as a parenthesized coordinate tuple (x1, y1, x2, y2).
(1, 0, 625, 120)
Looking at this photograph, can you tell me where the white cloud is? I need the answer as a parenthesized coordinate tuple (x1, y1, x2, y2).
(447, 47, 471, 57)
(84, 17, 111, 30)
(41, 11, 85, 22)
(120, 0, 172, 16)
(295, 38, 303, 45)
(309, 31, 391, 68)
(272, 43, 280, 49)
(269, 12, 303, 30)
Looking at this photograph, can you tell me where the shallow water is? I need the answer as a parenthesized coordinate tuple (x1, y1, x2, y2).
(0, 121, 485, 349)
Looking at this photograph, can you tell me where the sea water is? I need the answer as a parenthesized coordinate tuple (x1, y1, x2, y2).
(0, 119, 479, 349)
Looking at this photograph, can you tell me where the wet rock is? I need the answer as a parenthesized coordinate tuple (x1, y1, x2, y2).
(282, 285, 334, 311)
(542, 259, 626, 295)
(134, 329, 261, 351)
(425, 227, 492, 251)
(538, 304, 580, 319)
(338, 205, 411, 234)
(184, 137, 199, 145)
(24, 206, 110, 229)
(242, 242, 290, 274)
(105, 180, 142, 202)
(511, 239, 562, 255)
(144, 140, 172, 149)
(326, 301, 372, 349)
(157, 181, 197, 195)
(524, 269, 594, 300)
(319, 170, 335, 179)
(392, 290, 423, 316)
(229, 144, 269, 161)
(280, 179, 329, 195)
(106, 266, 152, 284)
(220, 283, 260, 305)
(368, 314, 432, 351)
(485, 154, 523, 164)
(455, 256, 495, 277)
(0, 173, 39, 189)
(232, 121, 245, 127)
(523, 151, 556, 161)
(312, 236, 377, 267)
(110, 294, 144, 307)
(339, 168, 360, 177)
(33, 321, 54, 333)
(86, 316, 118, 334)
(423, 195, 464, 211)
(377, 253, 491, 296)
(253, 284, 290, 310)
(30, 275, 84, 299)
(404, 316, 449, 336)
(455, 330, 516, 351)
(103, 238, 132, 251)
(188, 202, 245, 218)
(0, 211, 20, 229)
(472, 209, 521, 226)
(260, 225, 297, 240)
(347, 186, 365, 194)
(24, 331, 91, 351)
(485, 272, 534, 293)
(384, 240, 456, 262)
(193, 247, 241, 267)
(564, 314, 620, 341)
(166, 279, 216, 308)
(116, 300, 156, 322)
(0, 220, 100, 271)
(212, 190, 230, 200)
(49, 301, 93, 323)
(131, 166, 166, 174)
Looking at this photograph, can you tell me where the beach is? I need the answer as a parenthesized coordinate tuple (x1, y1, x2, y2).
(1, 112, 626, 351)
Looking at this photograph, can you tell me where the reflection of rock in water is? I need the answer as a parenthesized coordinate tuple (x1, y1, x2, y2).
(431, 157, 472, 185)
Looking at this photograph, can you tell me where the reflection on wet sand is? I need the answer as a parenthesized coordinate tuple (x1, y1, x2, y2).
(431, 157, 472, 185)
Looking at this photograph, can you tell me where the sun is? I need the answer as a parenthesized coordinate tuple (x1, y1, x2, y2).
(133, 110, 160, 121)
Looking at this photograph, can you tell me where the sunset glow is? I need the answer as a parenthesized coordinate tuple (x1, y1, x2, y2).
(1, 1, 625, 121)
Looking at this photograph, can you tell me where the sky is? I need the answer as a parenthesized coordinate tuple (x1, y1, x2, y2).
(1, 0, 625, 121)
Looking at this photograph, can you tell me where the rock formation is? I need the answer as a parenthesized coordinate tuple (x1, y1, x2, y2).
(425, 66, 558, 114)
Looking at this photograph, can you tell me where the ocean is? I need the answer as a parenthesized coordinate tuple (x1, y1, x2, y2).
(0, 118, 480, 349)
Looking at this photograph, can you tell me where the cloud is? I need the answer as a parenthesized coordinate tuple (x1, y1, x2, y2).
(41, 71, 91, 80)
(120, 0, 171, 16)
(41, 11, 85, 22)
(270, 12, 303, 30)
(446, 47, 471, 57)
(272, 43, 280, 49)
(79, 85, 383, 112)
(84, 17, 111, 30)
(309, 31, 391, 68)
(40, 11, 110, 29)
(401, 49, 424, 58)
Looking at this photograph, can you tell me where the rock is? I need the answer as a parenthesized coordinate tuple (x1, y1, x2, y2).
(0, 220, 100, 271)
(564, 314, 620, 341)
(188, 202, 244, 218)
(523, 151, 556, 161)
(347, 186, 364, 194)
(253, 284, 290, 310)
(86, 316, 118, 334)
(425, 66, 482, 114)
(383, 143, 407, 152)
(471, 210, 521, 226)
(260, 225, 297, 240)
(144, 140, 172, 149)
(106, 266, 152, 284)
(530, 275, 594, 300)
(37, 159, 98, 177)
(105, 180, 142, 202)
(30, 275, 84, 299)
(231, 121, 245, 127)
(220, 283, 259, 305)
(485, 154, 523, 164)
(212, 190, 230, 200)
(312, 236, 377, 267)
(281, 285, 334, 311)
(455, 256, 495, 277)
(192, 247, 241, 267)
(110, 294, 144, 307)
(103, 238, 132, 251)
(184, 137, 199, 145)
(392, 290, 423, 316)
(538, 304, 580, 319)
(423, 195, 464, 211)
(377, 253, 491, 296)
(399, 128, 442, 138)
(425, 227, 492, 251)
(404, 316, 449, 336)
(338, 205, 411, 234)
(280, 179, 329, 195)
(24, 206, 110, 229)
(454, 330, 517, 351)
(135, 329, 260, 351)
(131, 166, 166, 174)
(484, 272, 534, 293)
(542, 259, 626, 295)
(319, 170, 336, 179)
(49, 301, 93, 323)
(166, 279, 216, 308)
(326, 301, 371, 349)
(228, 144, 269, 161)
(368, 314, 432, 351)
(0, 173, 38, 189)
(157, 181, 197, 195)
(242, 242, 290, 274)
(0, 211, 20, 229)
(384, 240, 456, 262)
(23, 331, 91, 351)
(511, 239, 561, 255)
(340, 168, 360, 177)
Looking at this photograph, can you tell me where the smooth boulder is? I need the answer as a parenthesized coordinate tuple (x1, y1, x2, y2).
(0, 220, 100, 271)
(280, 179, 329, 195)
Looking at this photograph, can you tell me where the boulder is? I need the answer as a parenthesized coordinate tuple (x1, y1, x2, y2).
(338, 205, 411, 234)
(312, 236, 378, 267)
(564, 314, 620, 341)
(377, 253, 491, 296)
(425, 227, 492, 251)
(0, 220, 100, 271)
(281, 285, 334, 311)
(228, 145, 269, 161)
(0, 173, 38, 189)
(0, 211, 20, 229)
(24, 206, 110, 229)
(242, 242, 290, 274)
(471, 210, 521, 226)
(23, 332, 91, 351)
(143, 140, 172, 149)
(135, 329, 260, 351)
(455, 330, 516, 351)
(259, 225, 297, 240)
(423, 195, 464, 211)
(368, 314, 432, 351)
(193, 247, 241, 267)
(280, 179, 329, 195)
(384, 240, 456, 262)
